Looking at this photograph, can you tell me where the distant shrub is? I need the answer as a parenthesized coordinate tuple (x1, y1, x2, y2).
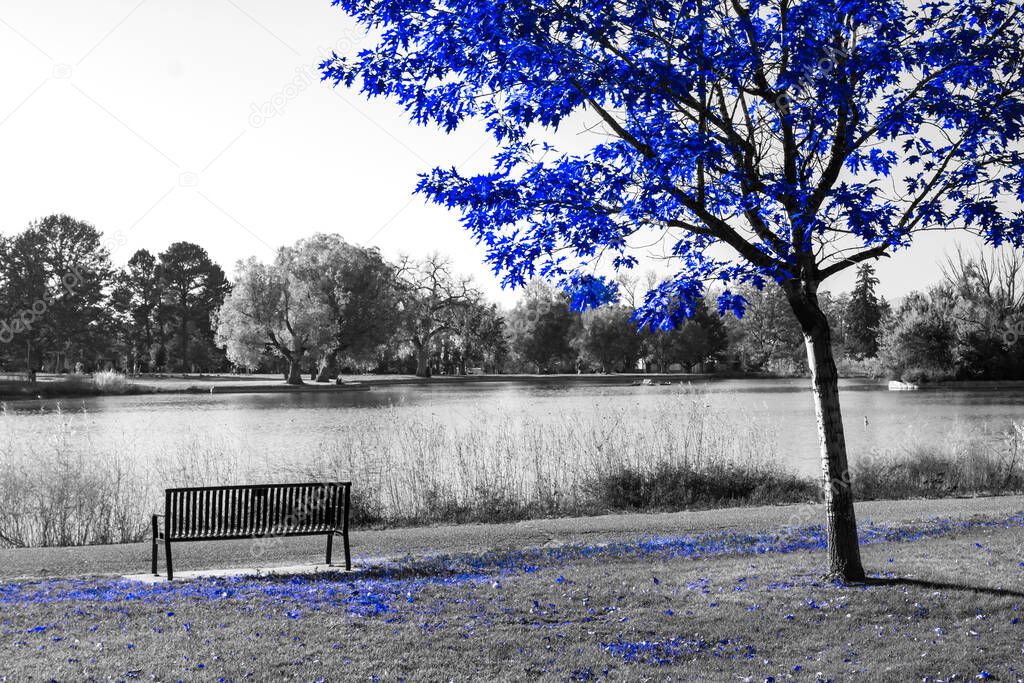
(585, 462, 819, 511)
(92, 370, 132, 394)
(834, 355, 887, 379)
(898, 366, 955, 384)
(0, 372, 146, 400)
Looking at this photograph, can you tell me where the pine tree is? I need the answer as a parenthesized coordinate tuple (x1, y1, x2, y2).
(845, 264, 883, 359)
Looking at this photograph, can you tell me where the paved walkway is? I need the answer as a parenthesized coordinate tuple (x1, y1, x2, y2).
(1, 495, 1021, 581)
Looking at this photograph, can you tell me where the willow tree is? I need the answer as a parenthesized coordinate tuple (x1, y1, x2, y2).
(215, 254, 335, 385)
(322, 0, 1024, 580)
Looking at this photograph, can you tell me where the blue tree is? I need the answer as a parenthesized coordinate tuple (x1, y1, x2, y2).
(321, 0, 1024, 581)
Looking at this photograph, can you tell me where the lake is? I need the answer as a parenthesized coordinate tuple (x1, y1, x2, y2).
(2, 377, 1023, 477)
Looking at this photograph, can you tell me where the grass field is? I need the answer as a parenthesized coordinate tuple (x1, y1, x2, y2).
(2, 512, 1022, 681)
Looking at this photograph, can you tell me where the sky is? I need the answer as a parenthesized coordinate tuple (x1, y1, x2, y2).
(0, 0, 995, 307)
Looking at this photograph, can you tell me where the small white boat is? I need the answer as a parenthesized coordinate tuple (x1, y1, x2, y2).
(887, 380, 920, 391)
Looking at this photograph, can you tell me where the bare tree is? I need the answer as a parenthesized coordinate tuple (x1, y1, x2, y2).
(395, 254, 479, 377)
(942, 244, 1024, 332)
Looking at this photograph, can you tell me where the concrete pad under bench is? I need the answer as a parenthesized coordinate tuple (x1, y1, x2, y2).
(125, 563, 360, 583)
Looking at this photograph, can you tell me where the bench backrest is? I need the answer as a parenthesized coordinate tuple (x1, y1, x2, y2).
(164, 482, 350, 540)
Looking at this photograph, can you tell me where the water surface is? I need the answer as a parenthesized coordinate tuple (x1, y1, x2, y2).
(3, 378, 1022, 477)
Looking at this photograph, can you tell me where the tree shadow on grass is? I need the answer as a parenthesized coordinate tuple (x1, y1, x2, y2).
(864, 576, 1024, 599)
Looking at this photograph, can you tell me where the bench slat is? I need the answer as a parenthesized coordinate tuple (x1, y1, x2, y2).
(306, 485, 318, 530)
(262, 486, 272, 535)
(322, 486, 334, 530)
(191, 488, 200, 537)
(177, 489, 185, 537)
(219, 487, 228, 537)
(241, 487, 251, 535)
(185, 489, 193, 537)
(175, 490, 183, 538)
(194, 489, 202, 537)
(212, 488, 221, 537)
(286, 485, 295, 531)
(287, 485, 298, 532)
(188, 490, 196, 536)
(305, 485, 317, 530)
(227, 487, 237, 537)
(261, 486, 271, 535)
(274, 486, 282, 533)
(206, 488, 214, 536)
(246, 487, 256, 536)
(284, 485, 294, 532)
(188, 489, 196, 537)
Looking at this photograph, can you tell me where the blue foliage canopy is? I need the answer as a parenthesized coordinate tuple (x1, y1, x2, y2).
(321, 0, 1024, 329)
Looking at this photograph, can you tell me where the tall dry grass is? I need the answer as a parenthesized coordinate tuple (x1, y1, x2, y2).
(287, 392, 800, 524)
(0, 404, 258, 547)
(853, 422, 1024, 499)
(0, 390, 795, 546)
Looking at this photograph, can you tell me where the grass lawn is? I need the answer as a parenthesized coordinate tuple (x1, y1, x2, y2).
(2, 514, 1022, 682)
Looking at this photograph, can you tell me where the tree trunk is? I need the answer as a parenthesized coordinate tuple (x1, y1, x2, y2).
(178, 297, 189, 373)
(278, 348, 305, 385)
(315, 349, 338, 383)
(284, 357, 304, 385)
(414, 340, 431, 378)
(785, 281, 866, 583)
(26, 340, 36, 383)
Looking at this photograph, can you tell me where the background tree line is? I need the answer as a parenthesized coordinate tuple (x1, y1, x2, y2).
(3, 215, 1023, 382)
(0, 215, 228, 377)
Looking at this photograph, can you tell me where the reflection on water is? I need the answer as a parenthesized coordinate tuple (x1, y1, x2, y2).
(2, 378, 1023, 477)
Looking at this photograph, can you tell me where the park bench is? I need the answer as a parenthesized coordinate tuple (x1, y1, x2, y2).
(151, 482, 352, 580)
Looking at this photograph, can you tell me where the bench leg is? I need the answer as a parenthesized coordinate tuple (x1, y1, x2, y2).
(342, 484, 351, 571)
(326, 533, 333, 566)
(151, 516, 159, 576)
(165, 538, 173, 581)
(343, 530, 351, 572)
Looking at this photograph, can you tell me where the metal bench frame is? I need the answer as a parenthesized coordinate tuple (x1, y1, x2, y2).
(151, 482, 351, 580)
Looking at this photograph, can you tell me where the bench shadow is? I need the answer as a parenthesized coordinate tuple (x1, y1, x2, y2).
(228, 557, 497, 586)
(864, 576, 1024, 599)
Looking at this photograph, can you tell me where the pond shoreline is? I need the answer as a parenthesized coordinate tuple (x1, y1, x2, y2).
(7, 371, 1024, 402)
(0, 370, 781, 401)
